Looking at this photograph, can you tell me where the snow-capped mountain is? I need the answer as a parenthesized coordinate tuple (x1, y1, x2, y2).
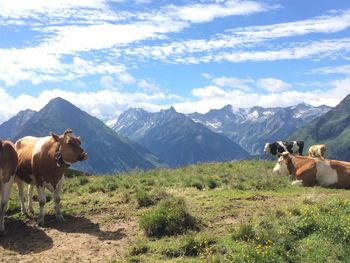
(189, 103, 331, 154)
(113, 107, 249, 167)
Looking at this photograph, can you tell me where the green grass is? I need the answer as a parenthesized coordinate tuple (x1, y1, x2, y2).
(7, 160, 350, 262)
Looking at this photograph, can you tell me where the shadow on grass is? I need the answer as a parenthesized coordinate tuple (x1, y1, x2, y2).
(43, 214, 127, 241)
(0, 219, 53, 254)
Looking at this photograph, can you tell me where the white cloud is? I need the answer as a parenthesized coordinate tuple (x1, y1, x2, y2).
(116, 71, 136, 85)
(232, 10, 350, 39)
(163, 0, 271, 24)
(100, 75, 115, 89)
(311, 64, 350, 75)
(213, 76, 253, 91)
(138, 79, 158, 93)
(173, 78, 350, 113)
(134, 0, 152, 4)
(257, 78, 291, 93)
(202, 73, 212, 79)
(121, 10, 350, 63)
(0, 86, 176, 125)
(192, 85, 228, 99)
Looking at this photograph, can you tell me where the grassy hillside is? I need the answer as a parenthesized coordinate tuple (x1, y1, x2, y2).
(3, 161, 350, 262)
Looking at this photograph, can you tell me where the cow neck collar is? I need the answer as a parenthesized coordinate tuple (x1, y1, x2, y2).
(55, 144, 71, 168)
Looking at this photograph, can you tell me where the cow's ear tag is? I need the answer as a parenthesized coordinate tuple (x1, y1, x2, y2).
(50, 132, 60, 142)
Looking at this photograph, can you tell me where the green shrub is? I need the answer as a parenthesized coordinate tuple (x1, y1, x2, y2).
(190, 180, 204, 190)
(232, 222, 255, 241)
(162, 235, 216, 258)
(88, 184, 106, 193)
(139, 197, 197, 237)
(135, 188, 168, 208)
(129, 240, 149, 256)
(136, 190, 155, 208)
(207, 178, 219, 189)
(102, 176, 118, 192)
(79, 177, 89, 185)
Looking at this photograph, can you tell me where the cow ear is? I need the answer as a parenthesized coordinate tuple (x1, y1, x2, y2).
(50, 132, 60, 142)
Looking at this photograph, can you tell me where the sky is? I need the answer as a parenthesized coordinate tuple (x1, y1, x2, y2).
(1, 0, 350, 125)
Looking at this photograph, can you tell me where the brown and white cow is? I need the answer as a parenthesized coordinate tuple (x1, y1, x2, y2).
(273, 152, 350, 188)
(15, 129, 87, 226)
(308, 144, 326, 160)
(0, 140, 18, 235)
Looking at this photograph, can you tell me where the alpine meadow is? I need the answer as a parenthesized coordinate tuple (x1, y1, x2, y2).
(1, 1, 350, 263)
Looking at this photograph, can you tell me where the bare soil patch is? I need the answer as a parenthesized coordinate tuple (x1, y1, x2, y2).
(0, 213, 137, 262)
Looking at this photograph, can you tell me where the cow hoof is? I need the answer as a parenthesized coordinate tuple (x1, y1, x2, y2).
(56, 215, 65, 223)
(37, 218, 45, 226)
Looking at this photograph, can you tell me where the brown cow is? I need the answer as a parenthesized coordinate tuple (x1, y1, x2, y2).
(0, 140, 18, 235)
(273, 152, 350, 188)
(308, 144, 326, 160)
(15, 129, 87, 226)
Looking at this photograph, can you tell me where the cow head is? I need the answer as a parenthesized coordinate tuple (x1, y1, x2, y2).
(263, 143, 271, 154)
(51, 129, 88, 164)
(272, 152, 290, 175)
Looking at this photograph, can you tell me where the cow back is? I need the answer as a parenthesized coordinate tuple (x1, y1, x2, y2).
(15, 136, 41, 184)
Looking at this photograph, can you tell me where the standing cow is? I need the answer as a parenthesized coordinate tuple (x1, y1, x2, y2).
(15, 129, 87, 226)
(273, 152, 350, 188)
(0, 140, 18, 235)
(264, 141, 304, 157)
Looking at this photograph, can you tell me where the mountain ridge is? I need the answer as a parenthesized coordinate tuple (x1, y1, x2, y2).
(0, 97, 165, 174)
(114, 107, 249, 167)
(291, 94, 350, 161)
(188, 103, 331, 154)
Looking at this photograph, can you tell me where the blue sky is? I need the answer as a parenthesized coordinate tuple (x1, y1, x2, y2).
(1, 0, 350, 125)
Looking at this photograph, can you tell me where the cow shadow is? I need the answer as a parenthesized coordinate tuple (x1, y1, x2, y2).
(0, 218, 53, 254)
(42, 214, 127, 241)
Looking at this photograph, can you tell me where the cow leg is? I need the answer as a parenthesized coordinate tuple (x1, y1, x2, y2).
(36, 185, 46, 226)
(54, 176, 65, 222)
(28, 184, 34, 214)
(0, 175, 14, 235)
(16, 179, 28, 216)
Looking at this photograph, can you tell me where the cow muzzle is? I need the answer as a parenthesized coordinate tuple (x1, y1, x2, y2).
(78, 152, 88, 161)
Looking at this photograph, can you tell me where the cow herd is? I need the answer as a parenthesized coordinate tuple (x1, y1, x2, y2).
(0, 132, 349, 236)
(0, 129, 87, 235)
(265, 140, 350, 189)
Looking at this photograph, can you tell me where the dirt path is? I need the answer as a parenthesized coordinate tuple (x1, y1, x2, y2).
(0, 214, 137, 262)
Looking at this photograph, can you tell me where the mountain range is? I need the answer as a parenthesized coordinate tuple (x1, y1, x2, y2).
(1, 95, 348, 173)
(0, 98, 164, 174)
(188, 103, 331, 155)
(113, 107, 249, 167)
(291, 93, 350, 161)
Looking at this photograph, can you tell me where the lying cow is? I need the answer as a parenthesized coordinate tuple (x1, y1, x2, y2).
(0, 140, 18, 235)
(15, 129, 87, 226)
(273, 152, 350, 188)
(264, 141, 304, 157)
(308, 144, 326, 160)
